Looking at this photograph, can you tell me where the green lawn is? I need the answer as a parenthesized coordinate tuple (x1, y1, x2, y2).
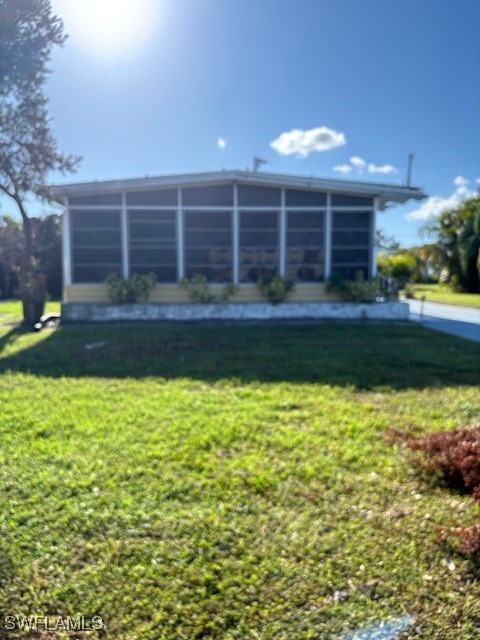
(0, 299, 61, 323)
(410, 284, 480, 308)
(0, 322, 479, 639)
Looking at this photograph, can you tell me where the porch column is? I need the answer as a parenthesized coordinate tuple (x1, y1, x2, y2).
(325, 192, 332, 278)
(62, 198, 72, 301)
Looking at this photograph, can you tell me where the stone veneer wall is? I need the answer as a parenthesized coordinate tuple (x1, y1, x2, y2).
(62, 302, 409, 322)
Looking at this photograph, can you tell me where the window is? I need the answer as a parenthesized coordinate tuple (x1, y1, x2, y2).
(184, 211, 232, 282)
(331, 210, 371, 279)
(71, 210, 122, 282)
(286, 211, 324, 282)
(240, 211, 278, 282)
(129, 210, 177, 282)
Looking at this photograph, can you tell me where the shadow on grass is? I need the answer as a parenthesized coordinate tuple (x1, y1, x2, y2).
(0, 321, 478, 390)
(0, 326, 28, 355)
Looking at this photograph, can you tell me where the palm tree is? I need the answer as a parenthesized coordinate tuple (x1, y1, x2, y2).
(458, 198, 480, 293)
(423, 196, 480, 293)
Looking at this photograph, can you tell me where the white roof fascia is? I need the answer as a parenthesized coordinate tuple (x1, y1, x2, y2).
(51, 170, 426, 211)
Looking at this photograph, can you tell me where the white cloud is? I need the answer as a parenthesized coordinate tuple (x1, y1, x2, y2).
(332, 155, 397, 176)
(217, 138, 226, 149)
(406, 176, 478, 221)
(333, 164, 353, 174)
(367, 163, 398, 175)
(453, 175, 469, 186)
(350, 156, 366, 169)
(405, 193, 464, 221)
(476, 177, 480, 184)
(270, 126, 346, 158)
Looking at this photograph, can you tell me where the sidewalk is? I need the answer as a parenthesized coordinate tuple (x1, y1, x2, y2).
(403, 299, 480, 343)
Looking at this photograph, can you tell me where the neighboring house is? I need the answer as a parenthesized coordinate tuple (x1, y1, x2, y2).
(52, 170, 425, 304)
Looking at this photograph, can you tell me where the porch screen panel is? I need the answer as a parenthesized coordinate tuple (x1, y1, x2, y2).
(184, 211, 232, 282)
(331, 210, 372, 280)
(129, 210, 177, 282)
(182, 184, 233, 206)
(71, 210, 122, 282)
(331, 194, 374, 207)
(126, 189, 177, 206)
(285, 189, 327, 207)
(69, 193, 121, 206)
(238, 185, 281, 207)
(286, 211, 324, 282)
(239, 211, 279, 282)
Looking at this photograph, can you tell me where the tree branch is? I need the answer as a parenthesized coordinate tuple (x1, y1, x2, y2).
(0, 183, 14, 200)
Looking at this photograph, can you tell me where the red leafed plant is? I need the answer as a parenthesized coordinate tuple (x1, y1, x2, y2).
(436, 524, 480, 555)
(406, 424, 480, 555)
(406, 424, 480, 501)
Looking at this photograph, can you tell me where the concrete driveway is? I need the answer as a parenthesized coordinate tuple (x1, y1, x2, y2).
(403, 299, 480, 343)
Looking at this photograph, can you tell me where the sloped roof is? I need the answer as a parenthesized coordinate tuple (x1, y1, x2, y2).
(52, 169, 426, 211)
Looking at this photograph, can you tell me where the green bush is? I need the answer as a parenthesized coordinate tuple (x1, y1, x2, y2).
(105, 272, 157, 303)
(377, 251, 417, 290)
(327, 271, 380, 303)
(256, 274, 294, 304)
(402, 284, 416, 299)
(325, 271, 348, 296)
(179, 274, 239, 303)
(221, 282, 240, 302)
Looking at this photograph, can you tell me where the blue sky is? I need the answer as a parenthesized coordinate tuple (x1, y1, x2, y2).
(4, 0, 480, 246)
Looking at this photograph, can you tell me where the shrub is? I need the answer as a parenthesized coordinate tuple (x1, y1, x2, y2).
(326, 271, 348, 296)
(221, 282, 240, 302)
(402, 284, 416, 299)
(256, 274, 294, 304)
(406, 424, 480, 557)
(179, 274, 215, 303)
(105, 272, 157, 303)
(179, 274, 238, 303)
(406, 424, 480, 501)
(377, 252, 416, 287)
(327, 271, 380, 303)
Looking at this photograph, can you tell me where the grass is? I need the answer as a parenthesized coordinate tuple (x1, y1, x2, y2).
(0, 321, 479, 639)
(410, 284, 480, 309)
(0, 299, 61, 323)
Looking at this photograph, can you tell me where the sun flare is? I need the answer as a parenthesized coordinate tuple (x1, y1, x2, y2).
(54, 0, 160, 57)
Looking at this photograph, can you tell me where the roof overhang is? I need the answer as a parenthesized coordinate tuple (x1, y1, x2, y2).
(51, 170, 426, 211)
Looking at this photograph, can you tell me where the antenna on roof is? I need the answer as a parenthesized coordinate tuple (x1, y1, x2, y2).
(406, 153, 414, 186)
(252, 156, 267, 172)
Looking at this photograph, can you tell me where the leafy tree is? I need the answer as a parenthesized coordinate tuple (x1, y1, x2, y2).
(375, 228, 400, 253)
(0, 0, 79, 322)
(0, 213, 62, 298)
(380, 246, 433, 284)
(377, 251, 416, 290)
(416, 243, 441, 282)
(32, 213, 62, 297)
(0, 214, 23, 297)
(423, 196, 480, 293)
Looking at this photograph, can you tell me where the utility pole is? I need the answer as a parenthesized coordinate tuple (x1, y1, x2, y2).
(406, 153, 414, 186)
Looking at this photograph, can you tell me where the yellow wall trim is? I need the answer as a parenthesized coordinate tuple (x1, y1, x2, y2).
(65, 283, 341, 304)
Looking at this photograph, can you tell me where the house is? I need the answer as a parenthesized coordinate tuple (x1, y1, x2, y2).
(52, 170, 425, 316)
